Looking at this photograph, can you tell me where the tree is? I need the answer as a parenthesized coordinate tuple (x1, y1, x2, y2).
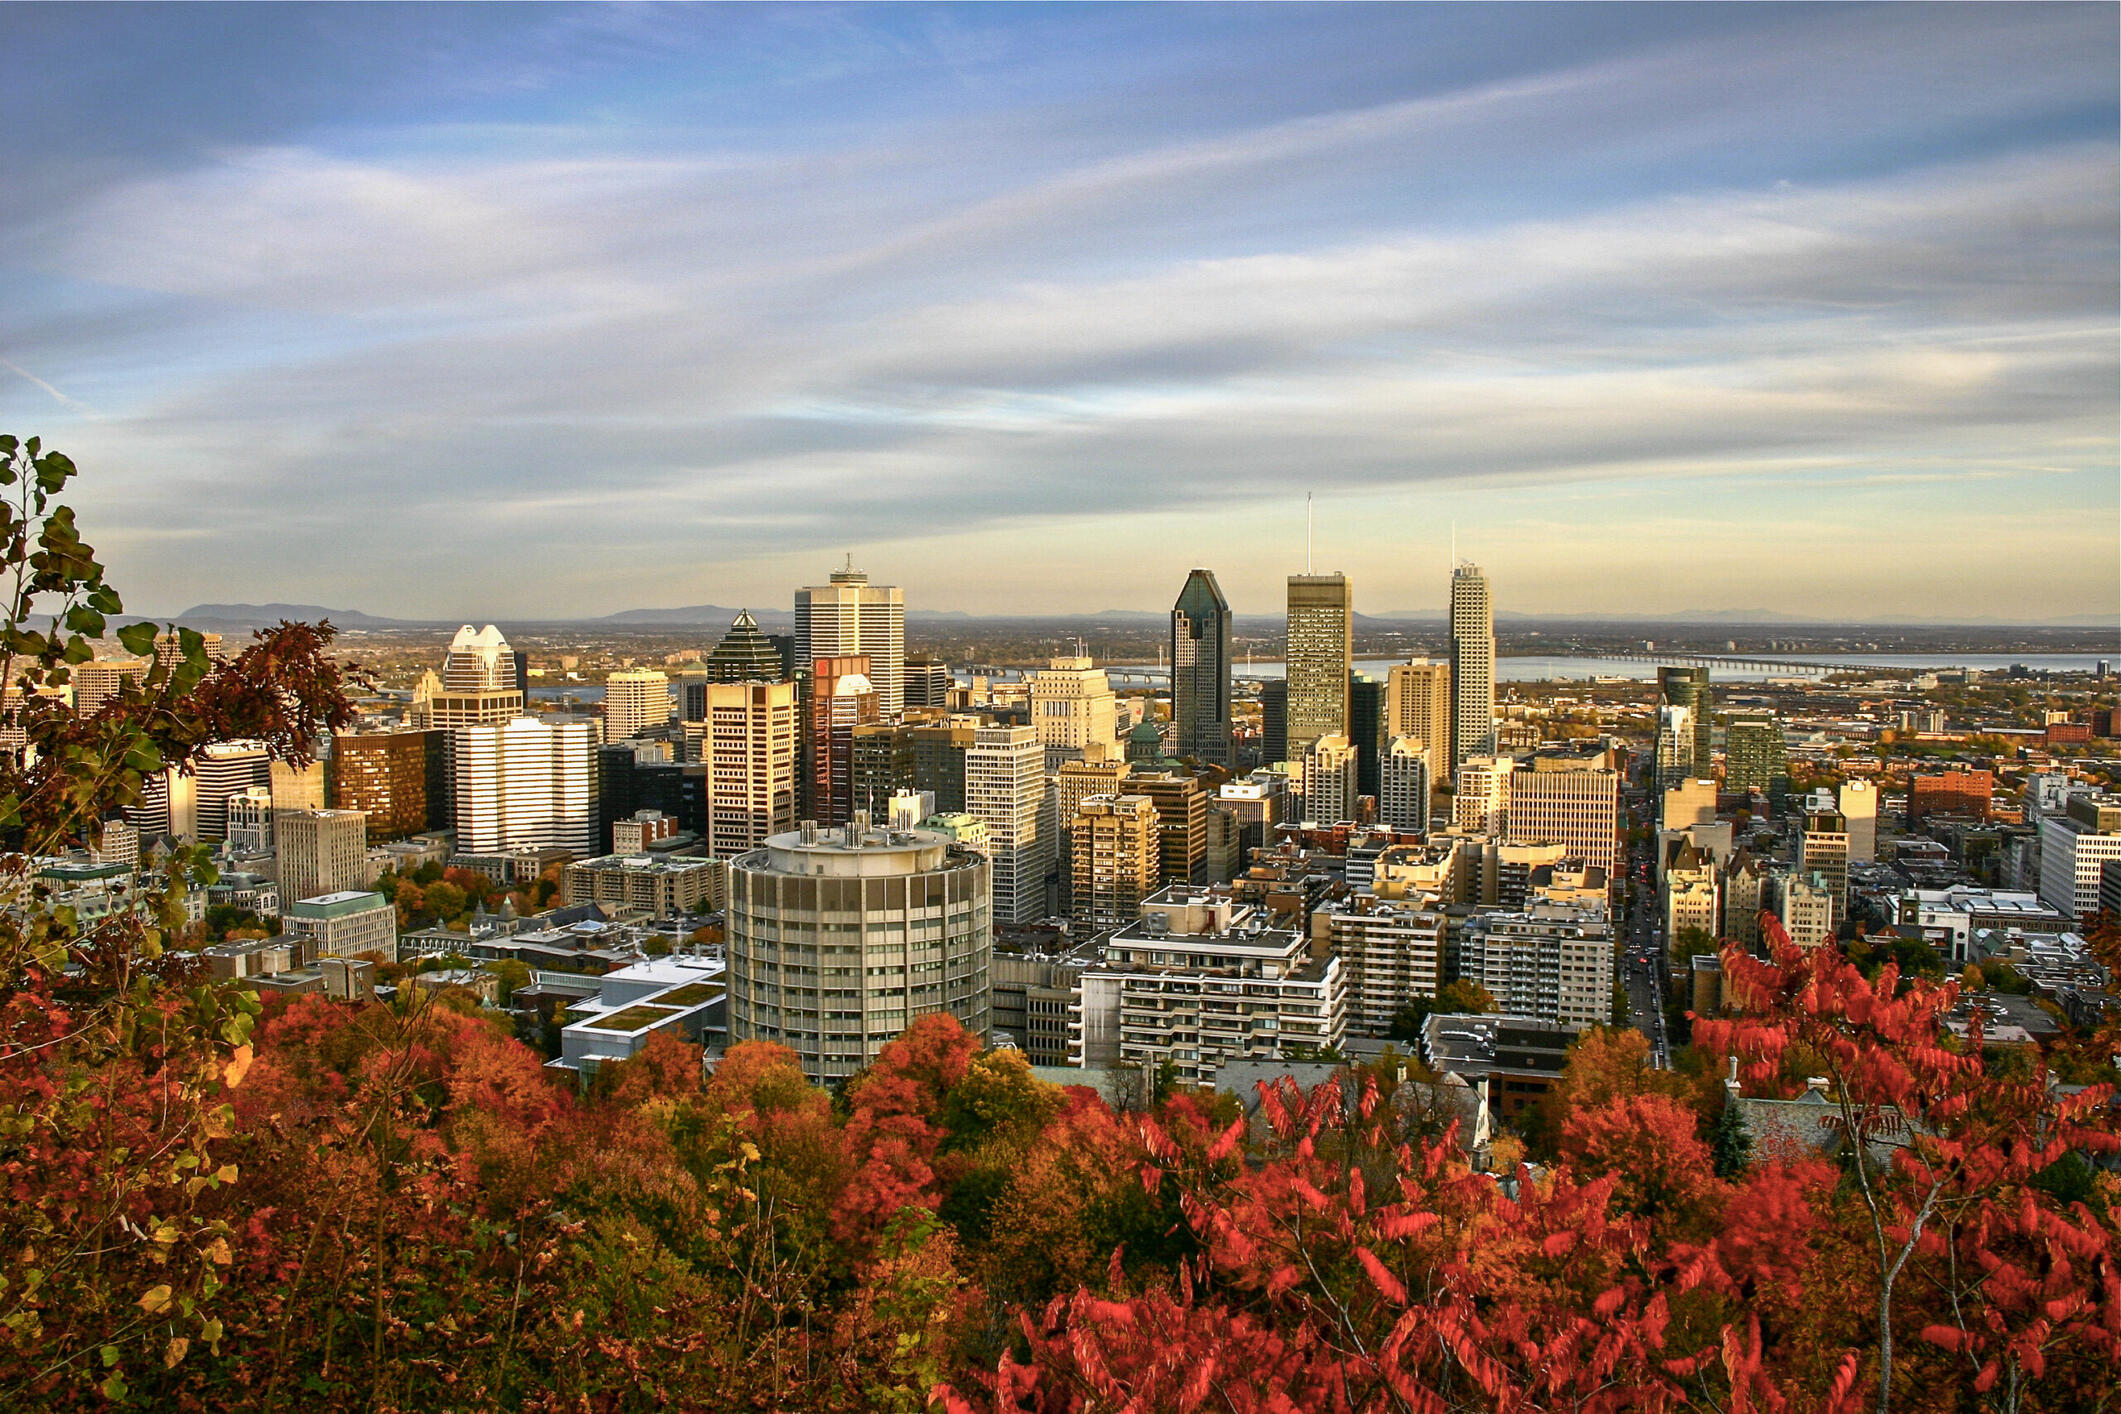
(1386, 978, 1498, 1043)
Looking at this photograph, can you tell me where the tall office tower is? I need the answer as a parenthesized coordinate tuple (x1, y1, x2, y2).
(1385, 659, 1451, 791)
(270, 759, 326, 812)
(1285, 573, 1352, 758)
(707, 610, 787, 683)
(808, 658, 878, 827)
(727, 820, 991, 1082)
(332, 729, 449, 841)
(225, 788, 273, 854)
(1838, 779, 1878, 864)
(1348, 673, 1386, 799)
(1724, 713, 1790, 798)
(671, 671, 711, 727)
(1297, 734, 1359, 823)
(850, 723, 915, 820)
(1259, 680, 1288, 764)
(193, 741, 273, 843)
(276, 808, 370, 906)
(452, 717, 600, 855)
(1449, 563, 1496, 764)
(1378, 737, 1430, 833)
(1654, 704, 1696, 792)
(966, 725, 1055, 924)
(1657, 666, 1714, 778)
(701, 679, 799, 857)
(1030, 654, 1119, 771)
(903, 657, 953, 710)
(1799, 809, 1850, 925)
(1453, 756, 1514, 835)
(429, 625, 526, 727)
(1128, 769, 1210, 886)
(907, 716, 980, 813)
(2036, 795, 2121, 925)
(1170, 569, 1233, 766)
(1070, 794, 1160, 930)
(1507, 754, 1623, 876)
(126, 769, 198, 840)
(74, 658, 148, 715)
(604, 669, 673, 740)
(794, 564, 905, 717)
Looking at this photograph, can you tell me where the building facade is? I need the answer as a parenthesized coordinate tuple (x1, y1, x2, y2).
(1285, 573, 1352, 759)
(1384, 659, 1451, 792)
(702, 679, 799, 857)
(1070, 794, 1160, 931)
(452, 718, 600, 856)
(1316, 892, 1445, 1035)
(276, 808, 370, 906)
(1506, 756, 1622, 876)
(604, 670, 673, 740)
(794, 565, 905, 717)
(966, 725, 1055, 924)
(1030, 655, 1119, 771)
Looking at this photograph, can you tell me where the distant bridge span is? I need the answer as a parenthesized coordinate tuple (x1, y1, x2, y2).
(1077, 651, 1920, 686)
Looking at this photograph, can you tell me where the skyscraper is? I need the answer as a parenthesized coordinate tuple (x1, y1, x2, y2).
(1724, 713, 1790, 798)
(706, 610, 788, 683)
(702, 679, 799, 857)
(1285, 573, 1351, 759)
(1070, 794, 1160, 930)
(426, 625, 526, 728)
(1449, 564, 1495, 764)
(330, 729, 449, 840)
(1030, 655, 1118, 772)
(1384, 659, 1451, 791)
(966, 725, 1055, 925)
(1348, 673, 1386, 800)
(275, 808, 370, 906)
(1657, 666, 1713, 778)
(794, 564, 905, 718)
(1170, 569, 1232, 766)
(1379, 737, 1429, 833)
(808, 657, 878, 827)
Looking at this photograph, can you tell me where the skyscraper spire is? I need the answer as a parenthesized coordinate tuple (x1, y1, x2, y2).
(1307, 493, 1314, 575)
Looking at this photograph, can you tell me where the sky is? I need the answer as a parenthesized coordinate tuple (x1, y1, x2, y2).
(1, 3, 2116, 624)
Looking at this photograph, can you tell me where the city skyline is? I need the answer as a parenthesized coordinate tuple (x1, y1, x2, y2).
(2, 5, 2116, 624)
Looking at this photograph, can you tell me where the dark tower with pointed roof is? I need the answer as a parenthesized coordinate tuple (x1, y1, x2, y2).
(707, 610, 790, 684)
(1170, 569, 1232, 766)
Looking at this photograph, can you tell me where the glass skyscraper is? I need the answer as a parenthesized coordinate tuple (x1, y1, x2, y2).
(1170, 568, 1232, 766)
(1449, 563, 1495, 764)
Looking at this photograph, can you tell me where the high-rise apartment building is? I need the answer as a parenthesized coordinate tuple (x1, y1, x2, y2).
(1170, 569, 1233, 766)
(808, 656, 877, 827)
(193, 741, 274, 843)
(1799, 809, 1850, 927)
(1506, 755, 1622, 876)
(1070, 794, 1160, 930)
(1657, 666, 1713, 779)
(1316, 892, 1445, 1035)
(1297, 735, 1359, 824)
(727, 820, 991, 1081)
(1654, 705, 1696, 792)
(604, 670, 672, 741)
(1030, 655, 1118, 771)
(1285, 573, 1351, 758)
(1724, 714, 1790, 798)
(1908, 770, 1994, 823)
(966, 725, 1055, 924)
(453, 718, 600, 855)
(1457, 901, 1614, 1033)
(276, 808, 370, 906)
(1378, 737, 1430, 833)
(1056, 756, 1131, 904)
(331, 730, 449, 841)
(2036, 794, 2121, 925)
(1385, 659, 1451, 792)
(1449, 564, 1496, 764)
(702, 679, 799, 857)
(1127, 769, 1210, 886)
(794, 564, 904, 717)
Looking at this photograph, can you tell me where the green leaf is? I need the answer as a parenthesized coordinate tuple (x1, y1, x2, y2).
(101, 1345, 120, 1368)
(64, 605, 104, 636)
(116, 622, 158, 657)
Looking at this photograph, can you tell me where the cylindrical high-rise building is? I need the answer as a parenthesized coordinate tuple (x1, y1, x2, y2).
(1170, 569, 1232, 766)
(727, 819, 992, 1081)
(1449, 564, 1495, 764)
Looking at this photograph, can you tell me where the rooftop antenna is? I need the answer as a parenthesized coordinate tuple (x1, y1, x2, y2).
(1306, 493, 1314, 575)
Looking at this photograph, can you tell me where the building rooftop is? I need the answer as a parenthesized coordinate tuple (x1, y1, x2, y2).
(285, 890, 389, 918)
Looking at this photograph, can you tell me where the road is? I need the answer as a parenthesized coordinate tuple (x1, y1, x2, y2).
(1620, 782, 1672, 1068)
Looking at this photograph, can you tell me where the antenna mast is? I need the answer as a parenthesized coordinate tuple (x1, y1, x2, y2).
(1307, 493, 1314, 575)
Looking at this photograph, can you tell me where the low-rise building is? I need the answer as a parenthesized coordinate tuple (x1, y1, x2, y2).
(549, 956, 728, 1077)
(282, 890, 397, 964)
(561, 852, 722, 920)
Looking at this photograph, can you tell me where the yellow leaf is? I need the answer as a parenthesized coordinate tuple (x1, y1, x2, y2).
(151, 1221, 179, 1246)
(163, 1336, 189, 1368)
(203, 1238, 231, 1266)
(138, 1284, 172, 1315)
(200, 1317, 223, 1351)
(212, 1164, 238, 1185)
(739, 1141, 761, 1163)
(222, 1045, 254, 1090)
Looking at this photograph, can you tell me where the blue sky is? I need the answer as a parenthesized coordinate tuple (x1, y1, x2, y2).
(2, 3, 2114, 622)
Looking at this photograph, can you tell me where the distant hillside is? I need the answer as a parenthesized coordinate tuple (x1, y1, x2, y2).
(168, 603, 417, 629)
(593, 605, 793, 628)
